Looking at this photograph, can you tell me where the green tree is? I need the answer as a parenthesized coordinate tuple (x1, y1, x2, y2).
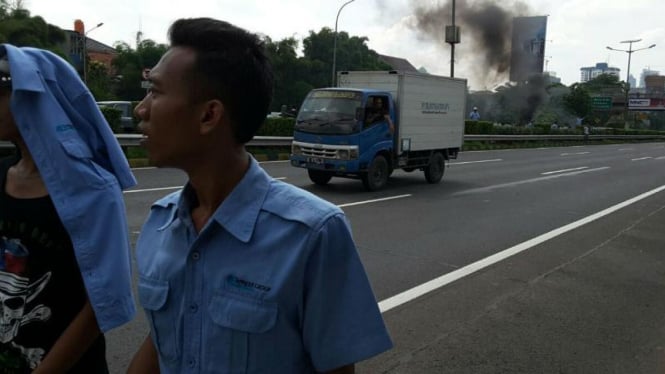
(302, 28, 390, 88)
(264, 36, 311, 111)
(87, 60, 114, 100)
(582, 73, 625, 93)
(0, 2, 65, 54)
(111, 39, 168, 100)
(562, 83, 593, 119)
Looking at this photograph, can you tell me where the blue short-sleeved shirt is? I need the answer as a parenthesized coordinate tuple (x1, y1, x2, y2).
(136, 157, 392, 373)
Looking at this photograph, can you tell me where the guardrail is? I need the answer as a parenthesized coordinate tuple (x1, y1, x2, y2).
(2, 133, 664, 149)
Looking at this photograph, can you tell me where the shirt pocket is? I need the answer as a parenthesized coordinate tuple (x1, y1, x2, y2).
(206, 291, 278, 372)
(59, 136, 115, 188)
(138, 277, 180, 363)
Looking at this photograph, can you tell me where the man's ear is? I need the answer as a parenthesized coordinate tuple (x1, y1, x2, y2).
(199, 100, 225, 135)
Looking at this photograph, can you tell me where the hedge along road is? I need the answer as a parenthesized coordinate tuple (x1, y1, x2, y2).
(107, 142, 665, 373)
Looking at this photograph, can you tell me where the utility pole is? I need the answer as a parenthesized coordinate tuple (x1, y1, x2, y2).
(445, 0, 460, 77)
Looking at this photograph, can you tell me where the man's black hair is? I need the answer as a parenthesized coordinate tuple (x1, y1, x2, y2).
(168, 18, 273, 144)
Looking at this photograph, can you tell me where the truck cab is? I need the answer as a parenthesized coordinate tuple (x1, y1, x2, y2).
(290, 89, 396, 190)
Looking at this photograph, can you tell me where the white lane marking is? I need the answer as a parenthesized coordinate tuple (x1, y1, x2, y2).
(541, 166, 588, 175)
(126, 178, 286, 194)
(450, 159, 502, 165)
(456, 167, 610, 195)
(338, 194, 411, 208)
(618, 148, 633, 151)
(632, 157, 653, 161)
(656, 156, 665, 160)
(379, 184, 665, 313)
(131, 160, 289, 171)
(124, 186, 182, 194)
(260, 160, 290, 164)
(560, 152, 590, 156)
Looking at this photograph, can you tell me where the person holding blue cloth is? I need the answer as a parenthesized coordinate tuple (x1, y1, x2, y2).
(0, 44, 136, 372)
(128, 18, 392, 373)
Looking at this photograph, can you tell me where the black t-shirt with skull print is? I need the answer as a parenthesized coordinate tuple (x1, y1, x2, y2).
(0, 156, 106, 373)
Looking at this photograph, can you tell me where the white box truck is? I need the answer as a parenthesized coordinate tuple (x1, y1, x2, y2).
(290, 71, 466, 191)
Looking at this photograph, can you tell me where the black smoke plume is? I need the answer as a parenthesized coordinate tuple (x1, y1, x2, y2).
(411, 0, 530, 88)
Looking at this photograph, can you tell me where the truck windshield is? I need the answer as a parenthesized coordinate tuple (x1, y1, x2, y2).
(295, 90, 362, 135)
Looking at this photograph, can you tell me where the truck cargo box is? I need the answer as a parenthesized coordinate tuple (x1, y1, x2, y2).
(337, 71, 466, 152)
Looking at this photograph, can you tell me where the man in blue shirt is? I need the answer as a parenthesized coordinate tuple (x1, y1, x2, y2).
(128, 18, 392, 373)
(469, 106, 481, 120)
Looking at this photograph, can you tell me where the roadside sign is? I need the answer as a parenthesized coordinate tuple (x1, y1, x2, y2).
(591, 96, 612, 110)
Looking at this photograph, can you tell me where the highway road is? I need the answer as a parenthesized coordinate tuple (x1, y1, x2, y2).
(108, 142, 665, 373)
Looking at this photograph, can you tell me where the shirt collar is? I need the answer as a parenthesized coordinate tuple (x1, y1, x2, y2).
(2, 44, 47, 92)
(161, 157, 271, 242)
(211, 156, 271, 243)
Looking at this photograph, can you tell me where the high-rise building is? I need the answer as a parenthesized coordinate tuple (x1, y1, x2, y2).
(510, 16, 548, 82)
(580, 63, 620, 82)
(644, 75, 665, 93)
(640, 68, 660, 88)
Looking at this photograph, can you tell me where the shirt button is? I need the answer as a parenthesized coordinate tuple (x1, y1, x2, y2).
(191, 251, 200, 260)
(188, 359, 196, 368)
(189, 303, 198, 313)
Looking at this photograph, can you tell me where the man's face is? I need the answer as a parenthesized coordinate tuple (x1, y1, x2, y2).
(134, 47, 205, 168)
(0, 88, 20, 142)
(373, 98, 382, 109)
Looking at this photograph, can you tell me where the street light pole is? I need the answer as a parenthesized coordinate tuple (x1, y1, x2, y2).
(332, 0, 355, 86)
(444, 0, 460, 78)
(606, 39, 656, 128)
(450, 0, 455, 77)
(83, 22, 104, 84)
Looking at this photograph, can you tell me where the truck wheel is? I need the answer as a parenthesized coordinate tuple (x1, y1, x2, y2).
(362, 155, 389, 191)
(424, 152, 445, 184)
(308, 170, 332, 185)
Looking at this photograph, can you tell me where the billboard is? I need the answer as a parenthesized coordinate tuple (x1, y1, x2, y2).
(510, 16, 548, 82)
(629, 98, 665, 111)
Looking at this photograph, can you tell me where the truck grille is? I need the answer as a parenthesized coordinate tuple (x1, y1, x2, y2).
(300, 146, 338, 158)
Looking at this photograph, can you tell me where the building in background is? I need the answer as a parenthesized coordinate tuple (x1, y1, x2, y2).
(644, 75, 665, 93)
(377, 54, 418, 73)
(579, 63, 620, 82)
(543, 71, 561, 85)
(509, 16, 548, 82)
(640, 68, 660, 88)
(628, 74, 636, 89)
(58, 20, 116, 77)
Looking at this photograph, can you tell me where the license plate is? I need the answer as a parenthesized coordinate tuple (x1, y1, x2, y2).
(307, 157, 324, 165)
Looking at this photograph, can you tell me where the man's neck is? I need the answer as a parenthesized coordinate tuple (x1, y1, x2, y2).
(185, 149, 250, 232)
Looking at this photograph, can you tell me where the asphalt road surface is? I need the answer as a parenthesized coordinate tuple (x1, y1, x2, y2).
(107, 142, 665, 373)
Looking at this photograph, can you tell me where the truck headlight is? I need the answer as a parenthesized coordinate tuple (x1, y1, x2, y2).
(338, 149, 349, 160)
(350, 148, 358, 159)
(292, 144, 302, 155)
